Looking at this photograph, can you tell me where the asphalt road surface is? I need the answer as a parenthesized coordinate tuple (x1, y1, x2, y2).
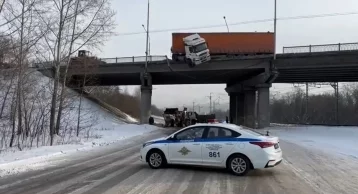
(0, 127, 357, 194)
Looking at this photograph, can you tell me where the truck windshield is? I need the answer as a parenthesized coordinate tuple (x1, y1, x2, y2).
(193, 43, 208, 53)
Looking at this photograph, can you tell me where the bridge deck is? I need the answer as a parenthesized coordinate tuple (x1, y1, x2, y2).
(37, 49, 358, 85)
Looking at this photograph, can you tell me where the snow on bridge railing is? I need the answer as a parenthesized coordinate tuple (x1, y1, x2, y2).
(99, 55, 168, 64)
(283, 42, 358, 54)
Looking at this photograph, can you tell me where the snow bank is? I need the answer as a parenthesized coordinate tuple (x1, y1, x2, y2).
(0, 124, 158, 177)
(0, 124, 156, 164)
(269, 125, 358, 159)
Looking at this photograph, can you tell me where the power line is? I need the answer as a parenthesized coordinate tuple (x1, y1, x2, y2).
(116, 11, 358, 36)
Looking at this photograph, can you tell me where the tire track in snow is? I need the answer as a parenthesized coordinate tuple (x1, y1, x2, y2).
(41, 154, 140, 194)
(1, 146, 139, 194)
(280, 140, 358, 194)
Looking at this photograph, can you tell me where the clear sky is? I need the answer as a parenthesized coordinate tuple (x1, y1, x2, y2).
(96, 0, 358, 112)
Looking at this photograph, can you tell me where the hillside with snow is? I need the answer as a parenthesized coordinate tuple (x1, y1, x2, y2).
(0, 69, 161, 176)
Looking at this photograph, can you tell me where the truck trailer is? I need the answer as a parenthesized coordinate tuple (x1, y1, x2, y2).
(171, 32, 274, 66)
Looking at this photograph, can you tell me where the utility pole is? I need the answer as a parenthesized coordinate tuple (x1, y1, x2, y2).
(331, 82, 339, 125)
(213, 97, 222, 113)
(273, 0, 277, 60)
(305, 82, 308, 123)
(192, 101, 195, 112)
(207, 93, 213, 113)
(198, 105, 203, 114)
(223, 16, 229, 32)
(142, 24, 151, 56)
(144, 0, 150, 72)
(336, 83, 339, 125)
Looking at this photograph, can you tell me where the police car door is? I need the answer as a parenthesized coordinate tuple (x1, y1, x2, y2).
(202, 127, 238, 165)
(168, 126, 205, 165)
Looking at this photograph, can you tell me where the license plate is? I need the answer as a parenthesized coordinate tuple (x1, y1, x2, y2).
(274, 143, 279, 149)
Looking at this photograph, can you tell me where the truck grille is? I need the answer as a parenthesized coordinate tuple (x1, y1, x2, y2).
(199, 52, 207, 57)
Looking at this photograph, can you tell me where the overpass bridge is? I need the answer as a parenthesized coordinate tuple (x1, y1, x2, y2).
(37, 42, 358, 129)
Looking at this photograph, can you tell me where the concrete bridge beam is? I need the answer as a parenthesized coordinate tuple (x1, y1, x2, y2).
(140, 73, 152, 124)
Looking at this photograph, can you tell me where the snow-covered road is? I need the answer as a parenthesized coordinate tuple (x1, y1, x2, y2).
(1, 124, 358, 194)
(0, 127, 314, 194)
(269, 125, 358, 194)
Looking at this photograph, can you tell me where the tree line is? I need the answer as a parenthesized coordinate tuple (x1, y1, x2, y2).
(270, 84, 358, 126)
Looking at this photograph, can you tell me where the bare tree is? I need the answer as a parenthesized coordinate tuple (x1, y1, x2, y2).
(0, 0, 6, 14)
(32, 0, 115, 145)
(0, 0, 116, 151)
(1, 0, 44, 147)
(65, 52, 99, 136)
(55, 0, 80, 135)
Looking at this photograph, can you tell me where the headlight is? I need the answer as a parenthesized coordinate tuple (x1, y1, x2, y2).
(142, 142, 153, 148)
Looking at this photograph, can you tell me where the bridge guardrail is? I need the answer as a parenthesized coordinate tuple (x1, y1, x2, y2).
(283, 42, 358, 53)
(99, 55, 168, 64)
(32, 55, 168, 68)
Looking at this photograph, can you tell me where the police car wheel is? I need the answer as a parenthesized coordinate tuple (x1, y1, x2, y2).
(228, 154, 250, 176)
(147, 150, 166, 169)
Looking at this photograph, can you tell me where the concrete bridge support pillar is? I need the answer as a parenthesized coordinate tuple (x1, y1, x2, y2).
(229, 93, 245, 125)
(229, 94, 237, 124)
(236, 93, 245, 125)
(140, 73, 152, 124)
(244, 90, 256, 128)
(257, 86, 270, 129)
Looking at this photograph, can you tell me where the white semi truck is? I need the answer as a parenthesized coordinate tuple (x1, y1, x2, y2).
(172, 33, 211, 67)
(171, 32, 275, 67)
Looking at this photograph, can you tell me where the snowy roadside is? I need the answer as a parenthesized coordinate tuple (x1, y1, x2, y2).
(0, 124, 159, 177)
(268, 125, 358, 159)
(268, 125, 358, 194)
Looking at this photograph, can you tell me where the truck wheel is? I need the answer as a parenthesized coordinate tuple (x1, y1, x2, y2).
(186, 120, 191, 126)
(170, 119, 174, 127)
(149, 117, 154, 125)
(187, 59, 195, 68)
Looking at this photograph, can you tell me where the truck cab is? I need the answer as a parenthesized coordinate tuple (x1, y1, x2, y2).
(183, 34, 211, 67)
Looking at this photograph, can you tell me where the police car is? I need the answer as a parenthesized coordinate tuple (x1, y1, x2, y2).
(140, 123, 282, 176)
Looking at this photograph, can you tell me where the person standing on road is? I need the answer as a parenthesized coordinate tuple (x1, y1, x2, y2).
(226, 116, 229, 123)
